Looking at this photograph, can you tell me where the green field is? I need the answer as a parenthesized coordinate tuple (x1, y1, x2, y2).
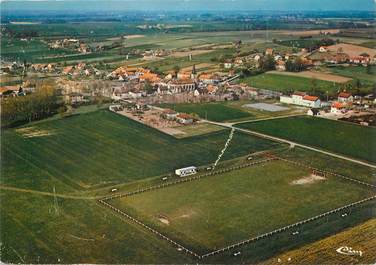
(2, 141, 375, 264)
(1, 110, 280, 192)
(0, 190, 194, 264)
(110, 159, 374, 254)
(239, 73, 342, 94)
(237, 116, 376, 163)
(1, 38, 77, 62)
(328, 65, 376, 84)
(277, 39, 321, 49)
(159, 102, 253, 122)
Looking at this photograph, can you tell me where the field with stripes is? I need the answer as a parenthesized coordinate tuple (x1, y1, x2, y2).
(104, 156, 375, 259)
(1, 109, 375, 264)
(237, 116, 376, 163)
(1, 110, 280, 192)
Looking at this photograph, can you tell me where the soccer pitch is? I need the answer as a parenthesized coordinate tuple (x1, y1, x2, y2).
(107, 158, 375, 256)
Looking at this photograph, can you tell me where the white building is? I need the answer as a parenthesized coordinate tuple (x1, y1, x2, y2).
(175, 166, 197, 177)
(163, 109, 178, 120)
(280, 92, 321, 108)
(224, 62, 233, 69)
(176, 113, 194, 125)
(331, 102, 346, 114)
(338, 92, 354, 103)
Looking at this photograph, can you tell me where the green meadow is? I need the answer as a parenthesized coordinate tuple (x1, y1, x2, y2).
(237, 116, 376, 163)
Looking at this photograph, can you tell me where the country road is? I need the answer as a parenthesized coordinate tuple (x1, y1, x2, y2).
(206, 120, 376, 169)
(0, 185, 100, 200)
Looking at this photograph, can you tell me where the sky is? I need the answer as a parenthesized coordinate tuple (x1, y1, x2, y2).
(1, 0, 375, 11)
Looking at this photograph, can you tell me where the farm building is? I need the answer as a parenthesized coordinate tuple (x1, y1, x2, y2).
(350, 56, 370, 65)
(162, 109, 178, 120)
(331, 102, 347, 114)
(176, 113, 194, 125)
(338, 92, 354, 103)
(0, 86, 20, 98)
(175, 166, 197, 177)
(275, 60, 286, 71)
(265, 48, 274, 56)
(319, 46, 328, 53)
(199, 73, 221, 84)
(280, 92, 321, 108)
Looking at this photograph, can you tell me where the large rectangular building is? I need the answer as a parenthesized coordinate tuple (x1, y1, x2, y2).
(280, 92, 321, 108)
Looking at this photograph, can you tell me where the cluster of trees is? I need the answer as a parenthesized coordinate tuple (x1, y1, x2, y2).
(1, 82, 63, 128)
(236, 55, 275, 77)
(300, 38, 336, 52)
(285, 57, 308, 72)
(259, 55, 276, 71)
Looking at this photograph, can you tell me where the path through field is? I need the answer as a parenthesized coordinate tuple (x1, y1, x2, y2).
(0, 185, 99, 200)
(206, 121, 376, 169)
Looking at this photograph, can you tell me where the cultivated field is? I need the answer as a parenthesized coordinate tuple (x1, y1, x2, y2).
(0, 190, 194, 264)
(237, 116, 376, 163)
(328, 65, 376, 84)
(2, 142, 375, 264)
(1, 110, 281, 191)
(239, 73, 343, 94)
(109, 158, 374, 254)
(159, 102, 253, 122)
(326, 43, 376, 57)
(268, 70, 352, 83)
(172, 123, 225, 138)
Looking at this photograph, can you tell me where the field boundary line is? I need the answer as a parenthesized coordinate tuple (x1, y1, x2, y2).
(275, 156, 376, 189)
(99, 156, 376, 260)
(200, 195, 376, 258)
(101, 158, 276, 201)
(97, 199, 202, 259)
(207, 120, 376, 169)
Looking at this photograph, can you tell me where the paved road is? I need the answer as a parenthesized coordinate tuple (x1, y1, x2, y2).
(206, 120, 376, 169)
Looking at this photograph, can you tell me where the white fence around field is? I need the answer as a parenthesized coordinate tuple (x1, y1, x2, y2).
(97, 154, 376, 260)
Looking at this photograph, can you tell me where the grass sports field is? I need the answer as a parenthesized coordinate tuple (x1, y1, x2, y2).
(1, 110, 281, 192)
(237, 116, 376, 163)
(109, 159, 374, 254)
(159, 102, 253, 122)
(239, 72, 343, 94)
(1, 142, 375, 264)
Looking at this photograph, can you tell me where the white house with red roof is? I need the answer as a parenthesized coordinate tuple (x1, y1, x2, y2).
(338, 92, 354, 103)
(280, 91, 321, 108)
(331, 102, 347, 114)
(350, 56, 370, 65)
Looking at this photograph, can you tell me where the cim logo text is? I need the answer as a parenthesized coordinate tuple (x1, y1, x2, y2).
(336, 246, 363, 257)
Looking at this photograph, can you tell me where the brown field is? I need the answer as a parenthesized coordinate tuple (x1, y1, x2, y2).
(180, 63, 215, 72)
(107, 35, 145, 41)
(169, 49, 213, 58)
(278, 29, 341, 36)
(326, 43, 376, 57)
(260, 219, 376, 265)
(268, 70, 352, 83)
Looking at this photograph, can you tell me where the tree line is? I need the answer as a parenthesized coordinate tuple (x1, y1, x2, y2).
(1, 82, 63, 128)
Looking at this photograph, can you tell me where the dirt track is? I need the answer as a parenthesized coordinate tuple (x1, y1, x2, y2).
(268, 70, 352, 83)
